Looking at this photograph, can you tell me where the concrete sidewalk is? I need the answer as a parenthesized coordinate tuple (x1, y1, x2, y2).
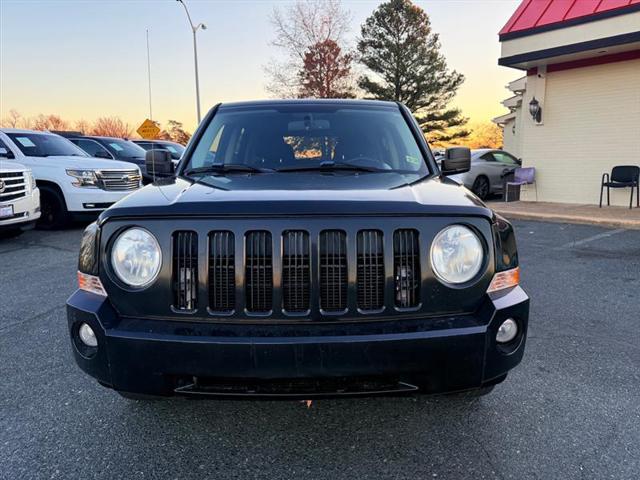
(488, 201, 640, 230)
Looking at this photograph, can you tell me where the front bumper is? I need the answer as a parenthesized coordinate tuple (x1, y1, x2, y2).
(0, 188, 40, 229)
(67, 287, 529, 398)
(64, 188, 137, 213)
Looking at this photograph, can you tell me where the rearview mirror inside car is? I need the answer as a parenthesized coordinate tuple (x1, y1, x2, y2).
(145, 149, 174, 176)
(441, 147, 471, 175)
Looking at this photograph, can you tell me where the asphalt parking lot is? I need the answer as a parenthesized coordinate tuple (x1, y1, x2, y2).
(1, 220, 639, 480)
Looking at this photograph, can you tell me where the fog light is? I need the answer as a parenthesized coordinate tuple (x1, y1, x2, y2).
(78, 323, 98, 347)
(496, 318, 518, 344)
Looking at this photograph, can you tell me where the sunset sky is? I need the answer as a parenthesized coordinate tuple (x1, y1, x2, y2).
(0, 0, 522, 132)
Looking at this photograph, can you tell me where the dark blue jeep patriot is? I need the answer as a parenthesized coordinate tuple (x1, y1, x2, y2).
(67, 100, 529, 399)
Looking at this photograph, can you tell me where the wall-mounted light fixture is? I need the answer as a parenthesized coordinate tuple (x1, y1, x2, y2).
(529, 97, 542, 123)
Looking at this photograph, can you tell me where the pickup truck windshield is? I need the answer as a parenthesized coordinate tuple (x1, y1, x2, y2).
(185, 105, 429, 178)
(7, 133, 88, 158)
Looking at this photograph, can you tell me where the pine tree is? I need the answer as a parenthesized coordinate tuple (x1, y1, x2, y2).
(358, 0, 468, 143)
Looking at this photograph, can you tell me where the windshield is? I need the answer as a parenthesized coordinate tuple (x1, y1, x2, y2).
(103, 139, 146, 158)
(163, 143, 185, 157)
(7, 133, 88, 158)
(184, 105, 429, 178)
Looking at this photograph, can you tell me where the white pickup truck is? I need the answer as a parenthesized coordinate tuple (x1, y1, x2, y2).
(0, 129, 142, 229)
(0, 158, 40, 236)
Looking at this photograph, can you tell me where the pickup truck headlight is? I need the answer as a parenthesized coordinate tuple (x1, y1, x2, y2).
(430, 225, 483, 284)
(111, 227, 162, 288)
(66, 169, 99, 188)
(24, 170, 36, 192)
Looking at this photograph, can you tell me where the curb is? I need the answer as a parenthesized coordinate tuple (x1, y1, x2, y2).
(491, 209, 640, 230)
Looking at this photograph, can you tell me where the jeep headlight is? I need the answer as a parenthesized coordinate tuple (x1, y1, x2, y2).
(66, 169, 99, 188)
(430, 225, 483, 284)
(111, 228, 161, 288)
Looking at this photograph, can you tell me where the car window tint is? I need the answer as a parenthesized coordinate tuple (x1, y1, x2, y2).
(479, 153, 495, 162)
(77, 139, 109, 157)
(188, 106, 428, 175)
(493, 152, 518, 165)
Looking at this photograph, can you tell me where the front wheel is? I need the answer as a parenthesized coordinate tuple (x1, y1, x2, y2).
(37, 188, 69, 230)
(471, 176, 490, 200)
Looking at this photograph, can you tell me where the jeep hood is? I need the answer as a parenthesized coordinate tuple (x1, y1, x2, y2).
(100, 172, 493, 221)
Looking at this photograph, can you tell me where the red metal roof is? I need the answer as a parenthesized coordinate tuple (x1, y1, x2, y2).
(500, 0, 639, 36)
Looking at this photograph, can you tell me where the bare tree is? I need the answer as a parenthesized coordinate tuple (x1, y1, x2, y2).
(31, 114, 69, 131)
(265, 0, 353, 97)
(91, 117, 133, 138)
(1, 109, 25, 128)
(74, 120, 91, 135)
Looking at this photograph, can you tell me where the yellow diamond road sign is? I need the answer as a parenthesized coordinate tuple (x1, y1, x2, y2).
(137, 119, 160, 139)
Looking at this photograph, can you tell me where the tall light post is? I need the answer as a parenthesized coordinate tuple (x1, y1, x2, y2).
(176, 0, 206, 124)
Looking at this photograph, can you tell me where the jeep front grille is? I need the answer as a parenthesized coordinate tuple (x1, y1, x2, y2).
(319, 230, 348, 313)
(282, 231, 311, 313)
(0, 171, 27, 201)
(357, 230, 385, 311)
(245, 231, 273, 313)
(394, 229, 420, 308)
(209, 231, 235, 313)
(168, 226, 433, 320)
(172, 231, 198, 311)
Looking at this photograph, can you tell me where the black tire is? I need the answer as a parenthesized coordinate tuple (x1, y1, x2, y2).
(116, 391, 163, 401)
(471, 176, 490, 200)
(37, 188, 69, 230)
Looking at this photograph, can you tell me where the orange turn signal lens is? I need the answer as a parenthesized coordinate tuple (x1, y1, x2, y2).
(487, 267, 520, 294)
(77, 271, 107, 297)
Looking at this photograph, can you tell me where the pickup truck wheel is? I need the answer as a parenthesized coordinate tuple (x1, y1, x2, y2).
(471, 176, 490, 200)
(37, 188, 69, 230)
(116, 391, 163, 401)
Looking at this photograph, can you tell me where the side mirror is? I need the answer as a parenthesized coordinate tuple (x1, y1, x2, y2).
(145, 149, 174, 176)
(94, 150, 112, 159)
(0, 147, 15, 159)
(441, 147, 471, 175)
(516, 158, 522, 166)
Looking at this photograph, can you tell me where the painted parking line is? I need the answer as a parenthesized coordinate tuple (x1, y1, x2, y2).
(554, 228, 626, 250)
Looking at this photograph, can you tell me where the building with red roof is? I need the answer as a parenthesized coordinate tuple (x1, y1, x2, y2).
(495, 0, 640, 206)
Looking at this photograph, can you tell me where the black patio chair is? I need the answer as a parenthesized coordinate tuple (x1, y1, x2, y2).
(599, 165, 640, 209)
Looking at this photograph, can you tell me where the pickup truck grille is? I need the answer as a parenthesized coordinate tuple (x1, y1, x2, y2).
(169, 227, 425, 320)
(97, 170, 141, 191)
(0, 171, 27, 202)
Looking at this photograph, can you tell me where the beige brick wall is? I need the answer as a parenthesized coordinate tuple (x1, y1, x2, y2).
(520, 59, 640, 206)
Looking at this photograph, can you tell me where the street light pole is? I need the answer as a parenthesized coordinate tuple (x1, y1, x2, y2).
(176, 0, 206, 124)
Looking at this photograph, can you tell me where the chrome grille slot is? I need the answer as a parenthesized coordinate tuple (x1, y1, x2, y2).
(357, 230, 384, 311)
(0, 171, 27, 201)
(319, 230, 347, 312)
(97, 170, 141, 191)
(245, 231, 273, 313)
(282, 231, 310, 313)
(172, 231, 198, 311)
(393, 229, 420, 308)
(209, 231, 235, 313)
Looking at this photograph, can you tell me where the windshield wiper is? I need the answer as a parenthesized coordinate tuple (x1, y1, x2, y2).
(184, 164, 271, 176)
(277, 161, 387, 173)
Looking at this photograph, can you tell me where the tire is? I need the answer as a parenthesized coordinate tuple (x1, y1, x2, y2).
(471, 176, 490, 200)
(37, 188, 69, 230)
(116, 391, 163, 401)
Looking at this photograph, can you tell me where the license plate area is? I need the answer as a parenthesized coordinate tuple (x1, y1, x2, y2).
(0, 205, 14, 219)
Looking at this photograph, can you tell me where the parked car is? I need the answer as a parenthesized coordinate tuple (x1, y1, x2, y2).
(0, 156, 40, 237)
(68, 99, 529, 400)
(448, 149, 521, 200)
(0, 129, 142, 229)
(63, 135, 153, 184)
(132, 139, 185, 162)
